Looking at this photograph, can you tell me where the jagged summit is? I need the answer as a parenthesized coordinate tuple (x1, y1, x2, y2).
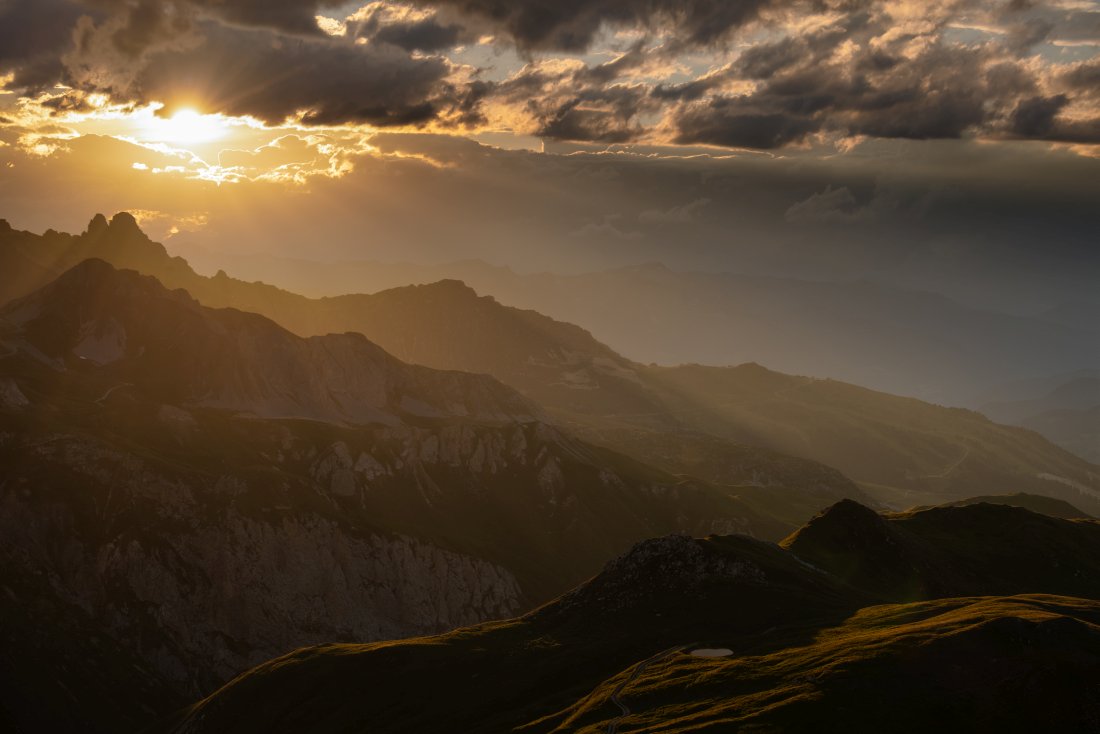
(3, 259, 541, 426)
(86, 213, 109, 237)
(108, 211, 142, 236)
(384, 278, 484, 301)
(83, 212, 143, 239)
(549, 534, 759, 614)
(9, 257, 196, 319)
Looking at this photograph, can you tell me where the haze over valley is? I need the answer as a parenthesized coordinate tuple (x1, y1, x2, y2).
(1, 0, 1099, 731)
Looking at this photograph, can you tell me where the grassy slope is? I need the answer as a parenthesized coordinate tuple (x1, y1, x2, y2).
(782, 500, 1100, 602)
(552, 595, 1100, 733)
(644, 363, 1100, 513)
(168, 502, 1100, 734)
(169, 534, 863, 734)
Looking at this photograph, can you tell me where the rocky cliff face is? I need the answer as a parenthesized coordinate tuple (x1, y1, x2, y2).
(0, 401, 763, 707)
(0, 427, 523, 698)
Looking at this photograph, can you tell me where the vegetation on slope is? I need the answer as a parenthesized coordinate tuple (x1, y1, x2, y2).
(168, 501, 1100, 734)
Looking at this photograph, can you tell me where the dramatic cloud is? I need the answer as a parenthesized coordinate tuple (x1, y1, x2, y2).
(2, 0, 474, 129)
(0, 0, 1098, 150)
(132, 24, 458, 126)
(408, 0, 778, 52)
(0, 0, 90, 89)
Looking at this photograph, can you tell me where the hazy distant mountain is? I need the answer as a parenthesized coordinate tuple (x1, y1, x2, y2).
(163, 242, 1100, 407)
(911, 492, 1092, 519)
(0, 215, 867, 521)
(982, 375, 1100, 424)
(3, 215, 1096, 518)
(4, 259, 541, 427)
(981, 373, 1100, 463)
(168, 501, 1100, 734)
(0, 261, 791, 731)
(1019, 407, 1100, 465)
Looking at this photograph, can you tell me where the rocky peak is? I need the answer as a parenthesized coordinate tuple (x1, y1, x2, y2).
(5, 259, 540, 426)
(86, 213, 109, 238)
(421, 279, 482, 299)
(108, 211, 144, 239)
(0, 219, 11, 235)
(783, 499, 889, 549)
(548, 534, 766, 615)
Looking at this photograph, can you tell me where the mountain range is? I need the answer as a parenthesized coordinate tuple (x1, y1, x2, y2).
(168, 240, 1100, 407)
(2, 214, 1096, 518)
(1, 215, 1099, 732)
(0, 259, 807, 732)
(980, 371, 1100, 464)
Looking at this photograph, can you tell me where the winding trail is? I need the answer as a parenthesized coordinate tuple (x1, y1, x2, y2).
(606, 645, 691, 734)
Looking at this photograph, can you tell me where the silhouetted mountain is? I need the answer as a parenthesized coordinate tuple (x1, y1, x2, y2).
(912, 492, 1092, 519)
(4, 216, 1097, 517)
(1019, 406, 1100, 465)
(982, 375, 1100, 424)
(782, 500, 1100, 601)
(0, 261, 786, 732)
(981, 374, 1100, 463)
(0, 216, 867, 523)
(160, 245, 1100, 407)
(166, 501, 1100, 734)
(4, 258, 540, 426)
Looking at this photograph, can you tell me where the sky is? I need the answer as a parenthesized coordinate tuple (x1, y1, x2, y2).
(0, 0, 1098, 312)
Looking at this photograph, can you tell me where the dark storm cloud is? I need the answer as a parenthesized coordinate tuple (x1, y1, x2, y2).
(484, 50, 662, 143)
(663, 17, 1072, 148)
(346, 6, 472, 52)
(534, 87, 651, 143)
(0, 0, 477, 129)
(1010, 94, 1069, 137)
(1, 0, 1098, 149)
(0, 0, 91, 90)
(1007, 95, 1100, 144)
(407, 0, 778, 51)
(1061, 60, 1100, 96)
(674, 102, 821, 149)
(133, 23, 457, 126)
(91, 0, 339, 36)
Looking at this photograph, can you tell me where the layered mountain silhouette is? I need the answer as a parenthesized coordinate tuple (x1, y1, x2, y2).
(2, 215, 1096, 517)
(0, 259, 792, 732)
(2, 219, 1099, 733)
(168, 501, 1100, 734)
(981, 372, 1100, 463)
(166, 243, 1100, 407)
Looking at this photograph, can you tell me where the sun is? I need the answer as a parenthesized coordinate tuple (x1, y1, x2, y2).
(143, 108, 229, 144)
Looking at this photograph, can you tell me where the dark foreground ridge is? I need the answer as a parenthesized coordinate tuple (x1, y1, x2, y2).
(167, 500, 1100, 734)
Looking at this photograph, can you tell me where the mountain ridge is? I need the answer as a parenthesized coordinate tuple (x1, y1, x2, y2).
(0, 259, 809, 732)
(3, 215, 1096, 516)
(165, 499, 1100, 734)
